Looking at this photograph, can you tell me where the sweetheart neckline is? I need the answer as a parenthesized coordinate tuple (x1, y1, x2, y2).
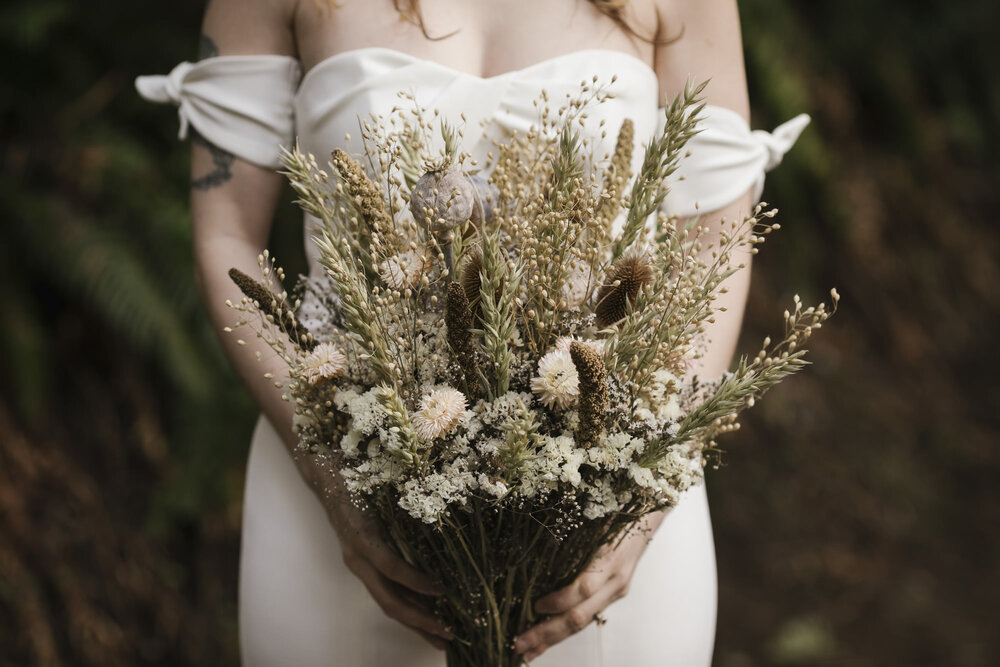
(295, 46, 658, 96)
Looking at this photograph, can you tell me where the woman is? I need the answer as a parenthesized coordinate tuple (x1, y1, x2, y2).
(137, 0, 807, 663)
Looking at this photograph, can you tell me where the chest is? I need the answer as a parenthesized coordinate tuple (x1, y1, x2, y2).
(294, 0, 658, 78)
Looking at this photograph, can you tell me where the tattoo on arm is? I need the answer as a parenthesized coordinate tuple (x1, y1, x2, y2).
(191, 129, 235, 190)
(198, 34, 219, 60)
(191, 34, 233, 189)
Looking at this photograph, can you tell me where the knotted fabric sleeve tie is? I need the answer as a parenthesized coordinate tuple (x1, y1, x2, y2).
(134, 56, 302, 170)
(658, 105, 811, 219)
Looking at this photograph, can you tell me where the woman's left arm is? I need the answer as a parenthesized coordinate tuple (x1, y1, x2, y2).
(514, 0, 753, 659)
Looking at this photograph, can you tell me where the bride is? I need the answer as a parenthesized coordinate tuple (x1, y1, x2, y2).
(137, 0, 807, 664)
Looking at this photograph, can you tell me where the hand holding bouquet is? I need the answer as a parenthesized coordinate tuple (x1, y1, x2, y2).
(227, 79, 836, 666)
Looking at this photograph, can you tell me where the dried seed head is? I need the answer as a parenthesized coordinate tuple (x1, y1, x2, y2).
(466, 173, 499, 229)
(228, 267, 315, 349)
(461, 250, 484, 308)
(445, 282, 480, 396)
(409, 169, 475, 234)
(570, 341, 608, 448)
(594, 251, 654, 327)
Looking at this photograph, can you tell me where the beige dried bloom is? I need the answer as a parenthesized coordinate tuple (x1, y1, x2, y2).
(299, 342, 348, 384)
(531, 349, 580, 410)
(412, 387, 468, 441)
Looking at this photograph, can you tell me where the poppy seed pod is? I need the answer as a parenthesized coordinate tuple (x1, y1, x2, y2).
(409, 170, 475, 235)
(466, 173, 499, 228)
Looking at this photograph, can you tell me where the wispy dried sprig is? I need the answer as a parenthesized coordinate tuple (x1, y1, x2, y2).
(375, 384, 422, 467)
(640, 288, 840, 467)
(313, 228, 400, 386)
(497, 396, 540, 479)
(331, 148, 397, 268)
(228, 266, 316, 351)
(610, 80, 706, 261)
(593, 118, 634, 239)
(477, 228, 523, 397)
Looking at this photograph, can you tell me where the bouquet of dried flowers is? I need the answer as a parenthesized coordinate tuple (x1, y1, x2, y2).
(227, 79, 836, 667)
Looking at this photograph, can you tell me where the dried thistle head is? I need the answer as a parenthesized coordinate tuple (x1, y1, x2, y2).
(594, 251, 654, 328)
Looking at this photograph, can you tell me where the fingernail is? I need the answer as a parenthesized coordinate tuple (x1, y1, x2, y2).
(515, 637, 530, 653)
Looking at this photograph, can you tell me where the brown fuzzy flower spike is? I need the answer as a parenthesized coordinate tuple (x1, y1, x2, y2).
(330, 148, 395, 254)
(445, 282, 481, 397)
(228, 267, 315, 350)
(594, 251, 653, 328)
(570, 341, 608, 448)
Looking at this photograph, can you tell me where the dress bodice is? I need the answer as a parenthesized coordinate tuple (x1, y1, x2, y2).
(293, 47, 660, 177)
(136, 47, 809, 219)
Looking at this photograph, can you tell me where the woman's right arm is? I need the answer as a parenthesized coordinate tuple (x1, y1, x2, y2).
(191, 0, 451, 648)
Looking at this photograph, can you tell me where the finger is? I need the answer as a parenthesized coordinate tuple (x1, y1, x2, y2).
(396, 583, 437, 612)
(516, 578, 621, 657)
(533, 570, 609, 615)
(354, 560, 453, 640)
(415, 628, 448, 651)
(360, 537, 443, 596)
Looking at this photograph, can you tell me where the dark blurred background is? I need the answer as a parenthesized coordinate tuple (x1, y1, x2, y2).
(1, 0, 997, 665)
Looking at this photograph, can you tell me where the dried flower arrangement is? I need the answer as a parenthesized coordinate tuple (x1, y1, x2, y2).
(227, 79, 837, 666)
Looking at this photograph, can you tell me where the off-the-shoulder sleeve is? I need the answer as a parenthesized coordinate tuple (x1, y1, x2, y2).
(659, 105, 810, 218)
(135, 56, 302, 170)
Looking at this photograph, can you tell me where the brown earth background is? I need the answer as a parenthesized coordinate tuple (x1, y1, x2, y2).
(1, 0, 997, 665)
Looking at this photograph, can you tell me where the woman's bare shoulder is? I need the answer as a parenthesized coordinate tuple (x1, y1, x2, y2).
(200, 0, 297, 58)
(652, 0, 749, 118)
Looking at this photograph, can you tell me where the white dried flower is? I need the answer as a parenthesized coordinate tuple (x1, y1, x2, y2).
(299, 342, 348, 384)
(530, 349, 580, 409)
(477, 473, 508, 499)
(378, 250, 425, 290)
(645, 369, 684, 421)
(412, 386, 467, 441)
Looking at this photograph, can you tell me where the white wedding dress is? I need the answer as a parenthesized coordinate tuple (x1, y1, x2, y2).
(138, 47, 807, 666)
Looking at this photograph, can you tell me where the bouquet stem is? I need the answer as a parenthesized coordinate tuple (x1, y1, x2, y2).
(381, 495, 637, 667)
